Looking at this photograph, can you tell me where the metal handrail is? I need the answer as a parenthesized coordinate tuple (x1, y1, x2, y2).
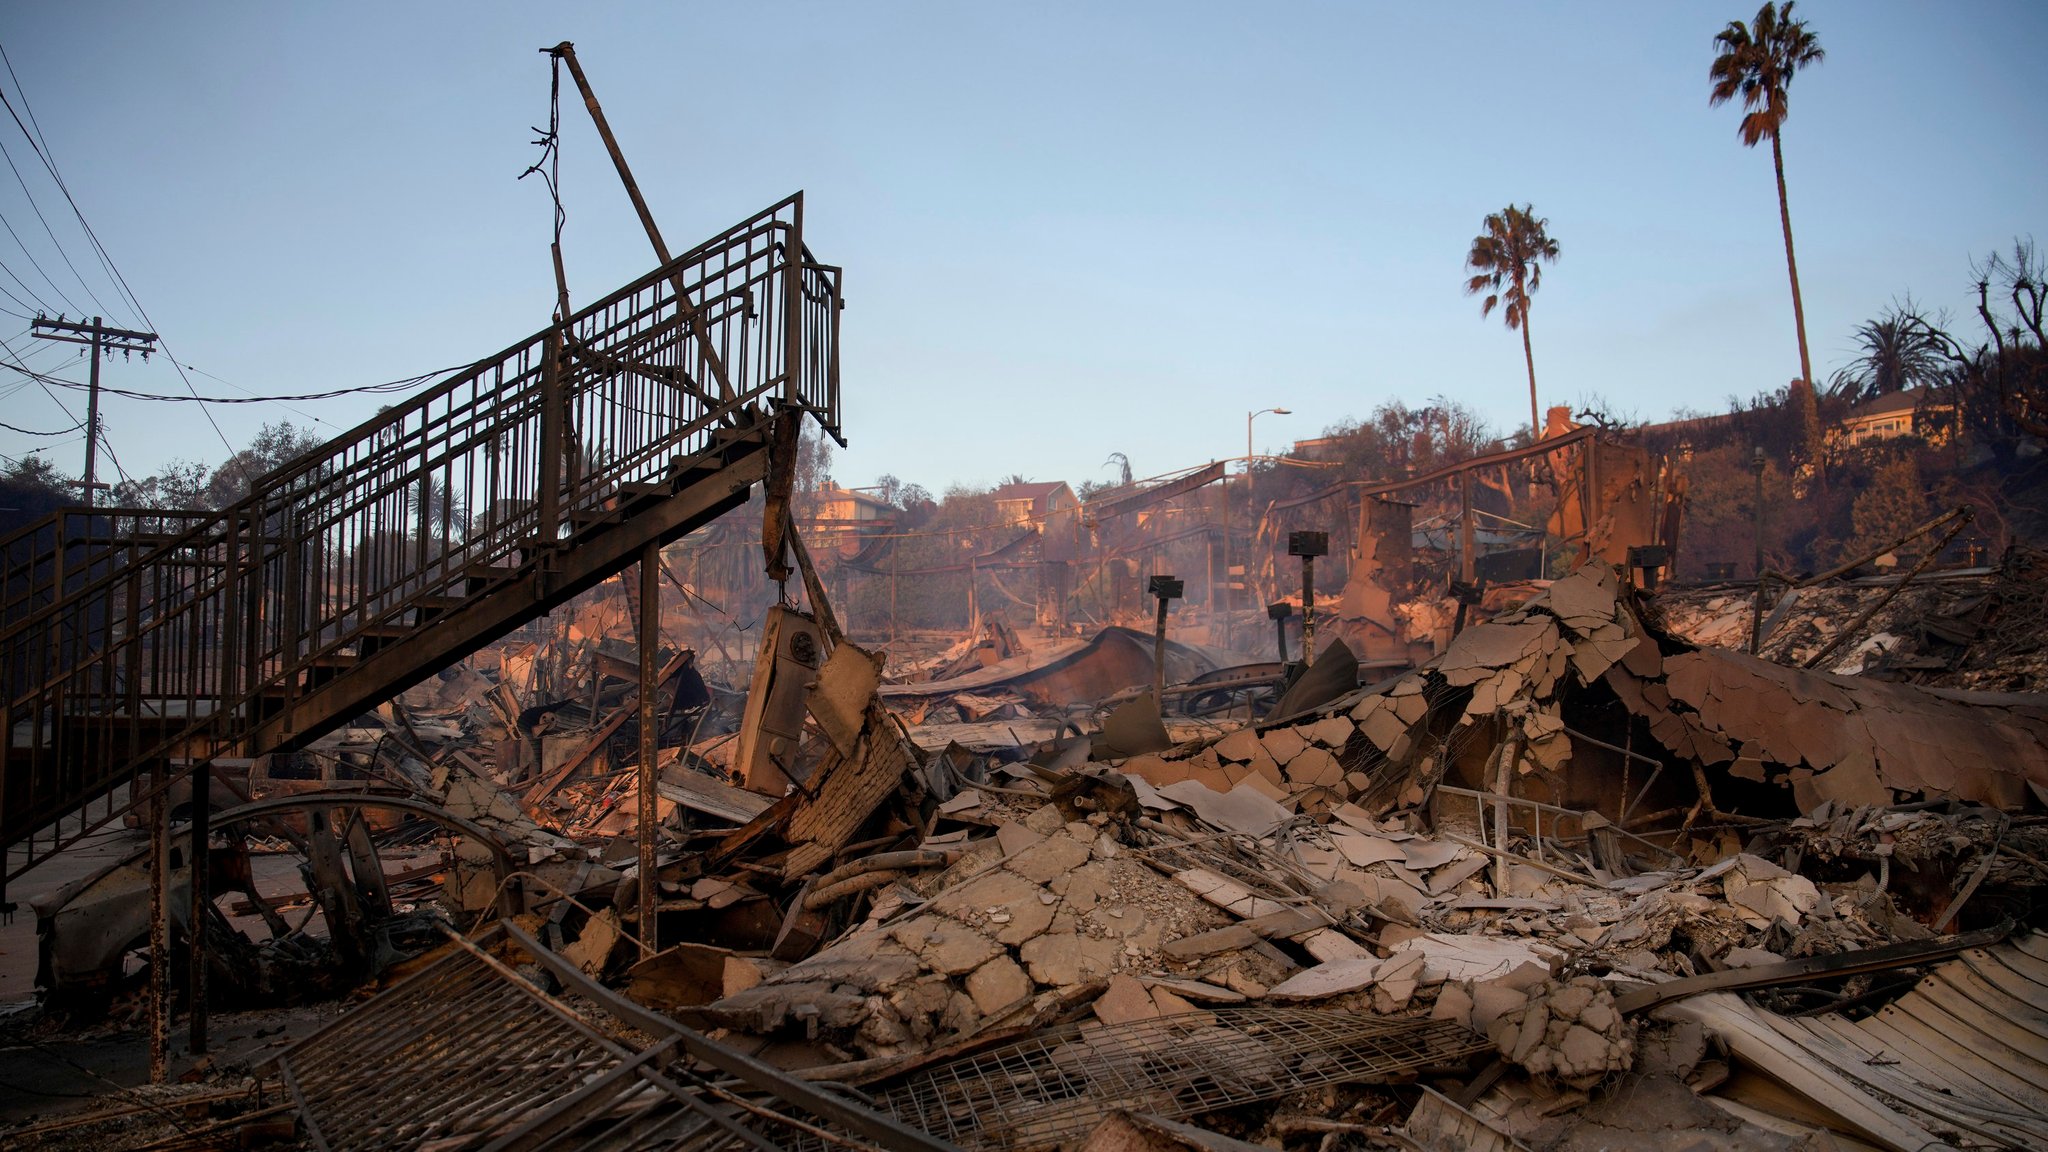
(2, 194, 839, 877)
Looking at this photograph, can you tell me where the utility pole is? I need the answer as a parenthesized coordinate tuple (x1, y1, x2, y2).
(30, 316, 158, 507)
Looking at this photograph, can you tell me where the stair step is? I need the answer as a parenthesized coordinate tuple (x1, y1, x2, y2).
(303, 652, 358, 668)
(567, 506, 622, 525)
(414, 594, 468, 611)
(357, 623, 415, 639)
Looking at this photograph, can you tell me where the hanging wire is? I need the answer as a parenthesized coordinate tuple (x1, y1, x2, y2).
(518, 52, 570, 324)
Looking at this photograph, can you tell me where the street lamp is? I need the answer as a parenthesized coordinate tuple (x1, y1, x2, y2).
(1222, 407, 1290, 645)
(1247, 407, 1292, 476)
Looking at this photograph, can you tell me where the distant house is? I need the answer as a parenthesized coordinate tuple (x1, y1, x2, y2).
(991, 480, 1076, 528)
(1292, 436, 1346, 462)
(991, 480, 1081, 562)
(813, 483, 893, 525)
(1835, 386, 1950, 448)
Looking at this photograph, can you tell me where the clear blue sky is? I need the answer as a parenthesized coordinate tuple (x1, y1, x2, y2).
(0, 2, 2041, 497)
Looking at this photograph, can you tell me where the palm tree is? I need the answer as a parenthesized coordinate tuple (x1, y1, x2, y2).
(1710, 2, 1825, 440)
(1464, 204, 1560, 441)
(1827, 299, 1956, 403)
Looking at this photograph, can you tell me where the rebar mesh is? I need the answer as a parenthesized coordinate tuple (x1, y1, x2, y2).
(270, 934, 934, 1152)
(859, 1007, 1491, 1151)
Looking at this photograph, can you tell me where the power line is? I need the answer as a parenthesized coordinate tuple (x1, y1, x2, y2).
(0, 207, 82, 316)
(0, 415, 81, 435)
(0, 49, 229, 469)
(0, 133, 122, 322)
(0, 44, 136, 328)
(30, 365, 455, 403)
(0, 250, 55, 315)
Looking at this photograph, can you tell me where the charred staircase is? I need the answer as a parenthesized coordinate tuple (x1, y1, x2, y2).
(1, 195, 840, 892)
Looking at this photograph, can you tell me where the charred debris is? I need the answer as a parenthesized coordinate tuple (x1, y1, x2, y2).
(7, 57, 2048, 1152)
(13, 453, 2048, 1151)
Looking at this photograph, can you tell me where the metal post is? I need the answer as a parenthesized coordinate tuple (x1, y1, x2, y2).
(1459, 471, 1476, 585)
(1219, 475, 1232, 646)
(538, 332, 563, 544)
(1153, 595, 1169, 701)
(1269, 602, 1293, 663)
(1301, 554, 1316, 665)
(148, 762, 169, 1082)
(83, 318, 101, 508)
(31, 316, 156, 505)
(637, 540, 659, 951)
(1749, 447, 1769, 652)
(187, 761, 210, 1054)
(1147, 576, 1183, 717)
(548, 41, 735, 403)
(1287, 532, 1327, 667)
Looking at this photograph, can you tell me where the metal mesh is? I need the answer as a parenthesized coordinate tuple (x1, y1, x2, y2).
(859, 1007, 1491, 1151)
(271, 933, 925, 1152)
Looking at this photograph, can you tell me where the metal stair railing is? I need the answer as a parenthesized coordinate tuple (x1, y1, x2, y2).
(3, 193, 840, 882)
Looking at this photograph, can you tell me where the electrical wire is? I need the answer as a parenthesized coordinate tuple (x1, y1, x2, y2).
(0, 415, 81, 435)
(29, 365, 458, 403)
(0, 133, 121, 322)
(0, 253, 49, 316)
(0, 207, 80, 317)
(0, 50, 130, 326)
(0, 49, 234, 467)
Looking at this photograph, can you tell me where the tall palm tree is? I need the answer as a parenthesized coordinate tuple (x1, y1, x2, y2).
(1464, 204, 1560, 441)
(1711, 2, 1825, 439)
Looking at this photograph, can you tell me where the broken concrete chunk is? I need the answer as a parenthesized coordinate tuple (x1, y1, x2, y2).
(889, 919, 1001, 976)
(1091, 973, 1161, 1025)
(1268, 958, 1381, 1000)
(1307, 715, 1355, 748)
(927, 869, 1054, 945)
(1259, 726, 1308, 766)
(1296, 926, 1373, 963)
(1174, 868, 1287, 920)
(1360, 707, 1408, 752)
(995, 820, 1045, 857)
(1213, 727, 1262, 763)
(1283, 746, 1344, 788)
(1141, 976, 1246, 1003)
(1004, 833, 1093, 885)
(1391, 932, 1561, 983)
(1018, 931, 1117, 987)
(1371, 949, 1428, 1012)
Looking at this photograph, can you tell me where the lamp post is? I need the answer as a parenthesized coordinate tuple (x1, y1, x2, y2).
(1247, 407, 1292, 480)
(1233, 407, 1289, 618)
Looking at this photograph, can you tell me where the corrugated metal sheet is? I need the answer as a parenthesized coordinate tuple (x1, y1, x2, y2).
(1669, 931, 2048, 1151)
(1784, 931, 2048, 1149)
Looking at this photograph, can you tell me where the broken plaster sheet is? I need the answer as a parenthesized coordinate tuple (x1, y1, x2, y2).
(1156, 779, 1293, 837)
(1436, 618, 1558, 687)
(1389, 932, 1562, 983)
(1544, 569, 1623, 635)
(1330, 829, 1407, 868)
(1268, 957, 1382, 1000)
(1175, 867, 1288, 920)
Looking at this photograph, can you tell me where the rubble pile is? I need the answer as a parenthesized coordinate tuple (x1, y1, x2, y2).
(15, 552, 2048, 1152)
(1658, 544, 2048, 690)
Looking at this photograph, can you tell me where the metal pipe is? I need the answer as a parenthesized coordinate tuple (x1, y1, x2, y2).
(637, 540, 659, 951)
(148, 764, 169, 1082)
(188, 761, 211, 1054)
(1300, 553, 1316, 666)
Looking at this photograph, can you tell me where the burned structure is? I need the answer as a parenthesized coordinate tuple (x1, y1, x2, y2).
(3, 49, 2046, 1152)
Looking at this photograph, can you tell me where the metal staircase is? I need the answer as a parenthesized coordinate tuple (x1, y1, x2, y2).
(1, 194, 840, 887)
